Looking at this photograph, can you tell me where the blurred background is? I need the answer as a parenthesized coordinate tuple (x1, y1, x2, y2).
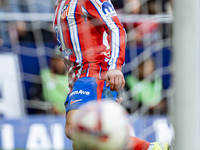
(0, 0, 174, 149)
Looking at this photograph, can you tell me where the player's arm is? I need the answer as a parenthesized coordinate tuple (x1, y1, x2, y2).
(82, 0, 126, 91)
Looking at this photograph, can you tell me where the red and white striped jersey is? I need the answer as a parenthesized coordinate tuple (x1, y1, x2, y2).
(53, 0, 126, 87)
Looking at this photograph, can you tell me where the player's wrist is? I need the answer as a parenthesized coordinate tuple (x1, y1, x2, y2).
(108, 65, 122, 71)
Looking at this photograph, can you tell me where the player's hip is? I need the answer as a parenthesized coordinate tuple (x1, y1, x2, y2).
(65, 77, 117, 113)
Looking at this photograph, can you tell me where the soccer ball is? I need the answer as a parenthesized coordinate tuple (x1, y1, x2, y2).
(71, 100, 131, 150)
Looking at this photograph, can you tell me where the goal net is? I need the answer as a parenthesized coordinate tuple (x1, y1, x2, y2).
(0, 0, 174, 149)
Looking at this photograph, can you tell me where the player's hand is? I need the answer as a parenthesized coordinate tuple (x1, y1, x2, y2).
(104, 69, 125, 91)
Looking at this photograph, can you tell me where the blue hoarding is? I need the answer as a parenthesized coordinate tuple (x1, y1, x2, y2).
(0, 115, 173, 150)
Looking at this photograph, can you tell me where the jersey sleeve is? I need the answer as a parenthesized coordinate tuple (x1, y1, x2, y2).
(82, 0, 126, 71)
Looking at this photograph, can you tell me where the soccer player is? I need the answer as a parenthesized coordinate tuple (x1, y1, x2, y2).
(53, 0, 171, 149)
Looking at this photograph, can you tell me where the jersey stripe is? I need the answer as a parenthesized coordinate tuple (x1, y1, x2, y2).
(86, 63, 90, 77)
(82, 5, 89, 17)
(67, 0, 82, 64)
(99, 63, 102, 79)
(109, 25, 120, 69)
(55, 1, 68, 56)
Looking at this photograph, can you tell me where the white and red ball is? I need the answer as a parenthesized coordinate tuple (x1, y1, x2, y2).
(71, 100, 131, 150)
